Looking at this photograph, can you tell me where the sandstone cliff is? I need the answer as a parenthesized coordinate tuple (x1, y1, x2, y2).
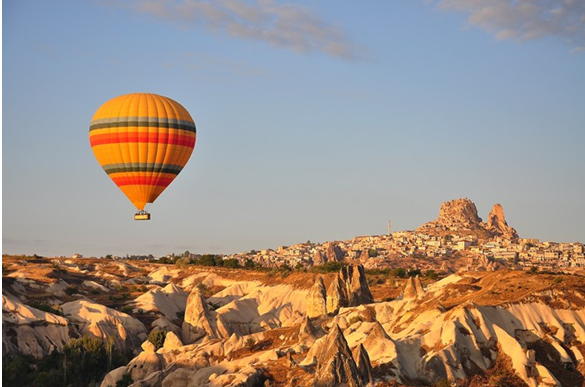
(327, 265, 374, 314)
(306, 276, 327, 318)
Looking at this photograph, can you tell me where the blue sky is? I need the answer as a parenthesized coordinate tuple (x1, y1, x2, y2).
(3, 0, 585, 257)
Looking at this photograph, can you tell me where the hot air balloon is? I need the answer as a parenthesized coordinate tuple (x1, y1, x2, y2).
(89, 93, 196, 220)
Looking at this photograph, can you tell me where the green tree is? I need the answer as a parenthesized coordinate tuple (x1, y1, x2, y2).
(116, 373, 134, 387)
(64, 336, 108, 386)
(392, 267, 407, 278)
(223, 258, 240, 269)
(148, 330, 167, 351)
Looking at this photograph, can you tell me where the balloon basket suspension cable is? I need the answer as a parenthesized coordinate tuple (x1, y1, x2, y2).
(134, 210, 151, 221)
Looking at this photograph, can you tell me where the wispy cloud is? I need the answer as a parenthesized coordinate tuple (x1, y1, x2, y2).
(435, 0, 585, 51)
(105, 0, 363, 60)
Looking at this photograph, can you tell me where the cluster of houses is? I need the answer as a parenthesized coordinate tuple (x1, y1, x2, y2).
(222, 231, 585, 272)
(74, 229, 584, 274)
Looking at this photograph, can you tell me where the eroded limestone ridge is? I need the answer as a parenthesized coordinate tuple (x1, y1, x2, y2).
(327, 265, 374, 314)
(417, 197, 518, 239)
(313, 324, 364, 387)
(306, 276, 327, 318)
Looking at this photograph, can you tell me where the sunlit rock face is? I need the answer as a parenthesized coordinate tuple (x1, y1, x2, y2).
(306, 276, 327, 318)
(327, 265, 374, 314)
(312, 324, 363, 387)
(2, 294, 71, 358)
(486, 203, 518, 239)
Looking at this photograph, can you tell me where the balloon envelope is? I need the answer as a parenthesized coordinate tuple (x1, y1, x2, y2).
(89, 93, 196, 211)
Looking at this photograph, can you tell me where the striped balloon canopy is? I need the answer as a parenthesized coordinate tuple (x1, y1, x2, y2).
(89, 93, 196, 214)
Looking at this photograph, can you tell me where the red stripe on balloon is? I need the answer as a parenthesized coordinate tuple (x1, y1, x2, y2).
(111, 176, 174, 187)
(89, 132, 195, 147)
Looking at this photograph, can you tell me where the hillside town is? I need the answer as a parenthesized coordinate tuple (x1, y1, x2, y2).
(69, 199, 585, 274)
(223, 230, 585, 273)
(213, 199, 582, 273)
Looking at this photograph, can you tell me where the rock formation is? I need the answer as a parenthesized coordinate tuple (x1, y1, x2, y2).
(298, 315, 318, 346)
(325, 243, 344, 262)
(313, 324, 363, 387)
(361, 321, 398, 369)
(358, 249, 370, 263)
(486, 203, 518, 239)
(133, 283, 188, 320)
(403, 275, 425, 300)
(327, 265, 374, 314)
(403, 276, 417, 300)
(418, 198, 519, 239)
(5, 256, 585, 387)
(353, 343, 374, 386)
(61, 299, 148, 354)
(312, 251, 326, 266)
(2, 294, 71, 358)
(436, 198, 482, 227)
(440, 261, 453, 273)
(161, 331, 183, 352)
(306, 276, 327, 318)
(414, 275, 425, 297)
(125, 340, 163, 382)
(182, 287, 222, 343)
(99, 367, 127, 387)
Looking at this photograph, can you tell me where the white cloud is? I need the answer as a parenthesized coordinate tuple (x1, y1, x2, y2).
(108, 0, 363, 60)
(436, 0, 585, 51)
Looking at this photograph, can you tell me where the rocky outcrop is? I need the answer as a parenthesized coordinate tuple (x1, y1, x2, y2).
(99, 366, 127, 387)
(125, 340, 163, 382)
(327, 277, 344, 315)
(436, 198, 482, 227)
(417, 198, 519, 239)
(62, 299, 147, 354)
(312, 244, 345, 266)
(440, 262, 453, 273)
(182, 287, 216, 343)
(414, 275, 425, 297)
(182, 287, 230, 344)
(486, 203, 518, 239)
(306, 276, 327, 318)
(361, 321, 398, 368)
(298, 315, 318, 346)
(313, 251, 326, 266)
(403, 276, 425, 300)
(133, 283, 188, 320)
(353, 343, 374, 386)
(313, 324, 363, 387)
(161, 331, 183, 352)
(403, 277, 417, 300)
(2, 294, 71, 358)
(161, 368, 195, 387)
(325, 243, 344, 262)
(327, 265, 374, 314)
(358, 249, 370, 263)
